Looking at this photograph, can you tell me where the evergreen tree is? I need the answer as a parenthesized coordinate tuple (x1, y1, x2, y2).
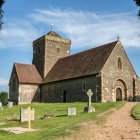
(134, 0, 140, 19)
(0, 91, 8, 105)
(0, 0, 5, 30)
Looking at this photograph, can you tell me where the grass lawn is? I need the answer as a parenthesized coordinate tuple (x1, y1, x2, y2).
(131, 103, 140, 120)
(0, 102, 125, 140)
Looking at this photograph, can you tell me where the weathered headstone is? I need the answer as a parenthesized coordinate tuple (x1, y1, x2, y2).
(67, 107, 76, 116)
(84, 89, 95, 113)
(0, 102, 3, 110)
(20, 107, 34, 122)
(20, 107, 34, 131)
(8, 101, 13, 108)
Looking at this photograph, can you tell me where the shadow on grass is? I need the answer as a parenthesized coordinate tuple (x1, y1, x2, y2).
(56, 115, 67, 117)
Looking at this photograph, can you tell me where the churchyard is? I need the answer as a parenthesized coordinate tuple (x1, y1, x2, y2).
(131, 103, 140, 120)
(0, 102, 125, 140)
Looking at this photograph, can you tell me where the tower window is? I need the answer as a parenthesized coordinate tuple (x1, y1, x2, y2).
(117, 57, 122, 69)
(38, 47, 41, 53)
(56, 46, 60, 53)
(33, 50, 35, 54)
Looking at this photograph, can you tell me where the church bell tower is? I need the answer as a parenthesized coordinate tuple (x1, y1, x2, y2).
(32, 30, 71, 79)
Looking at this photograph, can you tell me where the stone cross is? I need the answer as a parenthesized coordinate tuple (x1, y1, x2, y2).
(87, 89, 93, 107)
(84, 89, 95, 113)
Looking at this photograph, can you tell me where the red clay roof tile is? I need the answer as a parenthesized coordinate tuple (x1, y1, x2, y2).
(15, 63, 42, 84)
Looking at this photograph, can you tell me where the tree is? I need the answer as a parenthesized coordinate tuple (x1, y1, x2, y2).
(134, 0, 140, 19)
(0, 91, 8, 105)
(0, 0, 5, 30)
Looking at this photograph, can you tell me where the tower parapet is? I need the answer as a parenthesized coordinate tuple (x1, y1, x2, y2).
(32, 31, 71, 79)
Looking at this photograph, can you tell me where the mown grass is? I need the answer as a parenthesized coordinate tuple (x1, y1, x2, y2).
(0, 102, 125, 140)
(131, 103, 140, 120)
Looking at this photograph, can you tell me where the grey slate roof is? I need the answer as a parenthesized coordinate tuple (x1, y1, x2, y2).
(43, 41, 118, 83)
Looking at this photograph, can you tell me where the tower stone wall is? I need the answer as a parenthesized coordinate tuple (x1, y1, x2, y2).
(32, 33, 71, 78)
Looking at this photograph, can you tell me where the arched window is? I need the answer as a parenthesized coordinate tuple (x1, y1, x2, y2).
(117, 57, 122, 69)
(56, 46, 60, 53)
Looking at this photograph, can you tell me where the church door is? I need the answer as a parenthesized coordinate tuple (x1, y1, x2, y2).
(116, 88, 122, 101)
(63, 90, 67, 103)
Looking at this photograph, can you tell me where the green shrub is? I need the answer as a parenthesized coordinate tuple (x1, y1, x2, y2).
(0, 91, 8, 105)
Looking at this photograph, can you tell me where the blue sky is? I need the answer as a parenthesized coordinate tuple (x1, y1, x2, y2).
(0, 0, 140, 92)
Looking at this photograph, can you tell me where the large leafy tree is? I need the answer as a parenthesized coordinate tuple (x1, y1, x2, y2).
(0, 0, 5, 30)
(134, 0, 140, 18)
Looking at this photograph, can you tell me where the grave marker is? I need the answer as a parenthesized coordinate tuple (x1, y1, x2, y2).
(20, 107, 35, 131)
(84, 89, 95, 113)
(8, 101, 13, 108)
(67, 107, 76, 116)
(0, 102, 3, 110)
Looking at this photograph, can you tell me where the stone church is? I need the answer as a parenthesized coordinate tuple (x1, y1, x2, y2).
(9, 29, 140, 104)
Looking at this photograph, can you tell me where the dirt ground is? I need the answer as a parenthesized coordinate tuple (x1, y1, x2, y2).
(0, 127, 38, 134)
(60, 102, 140, 140)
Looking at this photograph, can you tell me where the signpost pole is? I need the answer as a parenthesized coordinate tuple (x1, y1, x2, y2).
(28, 106, 31, 131)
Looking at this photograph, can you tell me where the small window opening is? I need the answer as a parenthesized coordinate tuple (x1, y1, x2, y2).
(62, 90, 67, 103)
(56, 46, 60, 53)
(38, 47, 41, 53)
(83, 81, 86, 91)
(118, 57, 122, 69)
(33, 50, 35, 54)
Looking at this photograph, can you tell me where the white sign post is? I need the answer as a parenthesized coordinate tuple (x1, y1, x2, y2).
(28, 106, 31, 131)
(24, 106, 32, 131)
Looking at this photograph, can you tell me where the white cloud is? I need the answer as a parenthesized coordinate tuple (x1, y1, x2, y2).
(0, 20, 40, 49)
(30, 8, 140, 49)
(0, 78, 9, 86)
(1, 8, 140, 51)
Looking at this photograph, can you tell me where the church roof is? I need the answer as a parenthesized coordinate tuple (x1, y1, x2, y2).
(47, 31, 62, 38)
(15, 63, 42, 84)
(43, 41, 118, 83)
(33, 30, 71, 45)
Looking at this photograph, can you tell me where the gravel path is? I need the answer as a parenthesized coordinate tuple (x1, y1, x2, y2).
(61, 102, 140, 140)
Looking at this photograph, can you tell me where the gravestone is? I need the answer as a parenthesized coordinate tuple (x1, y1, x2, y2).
(8, 101, 13, 108)
(20, 108, 35, 122)
(67, 107, 76, 116)
(84, 89, 95, 113)
(0, 102, 3, 110)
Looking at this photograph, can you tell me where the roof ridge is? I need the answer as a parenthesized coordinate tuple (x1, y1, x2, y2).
(43, 40, 118, 83)
(47, 30, 61, 38)
(58, 40, 118, 62)
(15, 63, 35, 66)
